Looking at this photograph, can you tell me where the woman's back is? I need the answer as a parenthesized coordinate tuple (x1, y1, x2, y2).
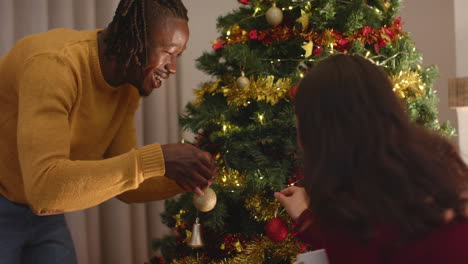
(297, 209, 468, 264)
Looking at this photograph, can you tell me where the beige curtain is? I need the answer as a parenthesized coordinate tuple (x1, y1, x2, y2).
(0, 0, 180, 263)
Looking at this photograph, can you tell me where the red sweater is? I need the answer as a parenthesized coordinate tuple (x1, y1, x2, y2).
(296, 209, 468, 264)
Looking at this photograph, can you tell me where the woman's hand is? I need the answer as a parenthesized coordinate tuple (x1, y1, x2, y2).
(274, 186, 310, 222)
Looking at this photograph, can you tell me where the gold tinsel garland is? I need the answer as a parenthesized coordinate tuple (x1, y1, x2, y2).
(391, 70, 426, 99)
(219, 236, 301, 264)
(224, 75, 291, 106)
(192, 70, 421, 107)
(193, 76, 292, 107)
(194, 70, 426, 108)
(193, 79, 221, 106)
(215, 167, 247, 189)
(171, 256, 205, 264)
(244, 193, 282, 222)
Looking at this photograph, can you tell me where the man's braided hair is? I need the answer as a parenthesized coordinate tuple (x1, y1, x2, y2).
(105, 0, 188, 68)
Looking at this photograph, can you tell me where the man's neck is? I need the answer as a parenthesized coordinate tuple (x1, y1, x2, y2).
(97, 29, 127, 87)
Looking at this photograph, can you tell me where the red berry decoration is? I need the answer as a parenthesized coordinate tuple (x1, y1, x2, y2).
(265, 217, 288, 242)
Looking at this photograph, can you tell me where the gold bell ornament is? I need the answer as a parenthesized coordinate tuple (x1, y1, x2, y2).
(266, 2, 283, 27)
(187, 187, 217, 248)
(187, 217, 204, 248)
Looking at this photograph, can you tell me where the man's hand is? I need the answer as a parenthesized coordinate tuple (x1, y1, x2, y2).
(274, 186, 309, 222)
(161, 143, 217, 196)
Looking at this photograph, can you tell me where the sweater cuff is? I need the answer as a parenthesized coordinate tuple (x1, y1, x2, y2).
(137, 143, 165, 180)
(296, 208, 313, 225)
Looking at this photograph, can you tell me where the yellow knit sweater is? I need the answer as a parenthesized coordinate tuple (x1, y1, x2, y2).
(0, 28, 184, 215)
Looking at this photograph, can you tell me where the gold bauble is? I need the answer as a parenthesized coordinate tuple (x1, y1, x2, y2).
(237, 76, 250, 89)
(266, 3, 283, 27)
(193, 187, 217, 212)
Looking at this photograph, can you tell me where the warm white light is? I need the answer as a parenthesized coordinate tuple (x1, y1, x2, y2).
(258, 113, 265, 124)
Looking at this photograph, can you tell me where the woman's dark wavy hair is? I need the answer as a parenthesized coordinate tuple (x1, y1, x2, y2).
(295, 54, 468, 240)
(105, 0, 188, 68)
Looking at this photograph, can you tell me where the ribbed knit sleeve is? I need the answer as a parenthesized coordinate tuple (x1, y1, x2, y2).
(102, 96, 185, 203)
(16, 54, 180, 215)
(118, 144, 185, 203)
(138, 144, 166, 178)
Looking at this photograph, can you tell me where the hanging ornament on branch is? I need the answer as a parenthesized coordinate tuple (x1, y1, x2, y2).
(187, 217, 204, 248)
(266, 2, 283, 27)
(265, 217, 289, 242)
(296, 10, 311, 31)
(301, 40, 314, 58)
(187, 187, 217, 249)
(237, 71, 250, 89)
(193, 187, 217, 212)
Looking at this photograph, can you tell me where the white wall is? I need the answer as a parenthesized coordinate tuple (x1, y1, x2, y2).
(398, 0, 458, 132)
(454, 0, 468, 162)
(454, 0, 468, 78)
(179, 1, 240, 112)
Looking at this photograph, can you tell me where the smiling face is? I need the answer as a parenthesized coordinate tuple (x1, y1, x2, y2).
(127, 17, 189, 96)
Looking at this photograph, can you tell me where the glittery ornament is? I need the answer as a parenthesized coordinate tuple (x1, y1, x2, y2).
(193, 187, 217, 212)
(265, 217, 289, 242)
(266, 3, 283, 27)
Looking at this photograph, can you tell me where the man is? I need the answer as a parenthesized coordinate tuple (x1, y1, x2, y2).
(0, 0, 216, 263)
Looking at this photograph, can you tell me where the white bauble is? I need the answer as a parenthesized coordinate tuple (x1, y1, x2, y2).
(266, 4, 283, 27)
(237, 76, 250, 88)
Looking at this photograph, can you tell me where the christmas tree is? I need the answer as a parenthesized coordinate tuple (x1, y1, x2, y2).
(150, 0, 454, 263)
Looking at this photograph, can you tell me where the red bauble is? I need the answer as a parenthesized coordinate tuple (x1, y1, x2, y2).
(265, 217, 289, 242)
(289, 85, 298, 99)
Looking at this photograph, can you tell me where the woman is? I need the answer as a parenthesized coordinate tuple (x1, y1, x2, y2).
(275, 54, 468, 264)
